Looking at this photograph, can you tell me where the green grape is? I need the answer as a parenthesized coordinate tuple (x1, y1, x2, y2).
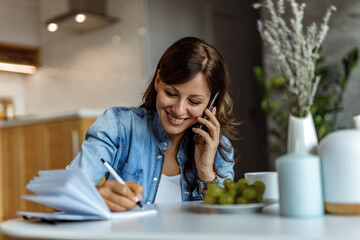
(253, 181, 266, 195)
(204, 178, 265, 205)
(207, 183, 224, 197)
(236, 196, 248, 204)
(223, 178, 233, 188)
(227, 188, 237, 197)
(235, 187, 242, 196)
(242, 186, 257, 200)
(204, 195, 218, 204)
(226, 181, 236, 191)
(236, 178, 248, 191)
(235, 185, 242, 196)
(219, 193, 235, 205)
(256, 194, 263, 203)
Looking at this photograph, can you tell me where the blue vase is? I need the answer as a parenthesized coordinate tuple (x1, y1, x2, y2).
(276, 152, 324, 217)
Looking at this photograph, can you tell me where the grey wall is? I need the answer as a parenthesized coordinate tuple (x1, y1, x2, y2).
(262, 0, 360, 129)
(146, 0, 209, 79)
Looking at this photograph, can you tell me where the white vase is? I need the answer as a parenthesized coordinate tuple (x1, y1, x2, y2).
(287, 114, 318, 154)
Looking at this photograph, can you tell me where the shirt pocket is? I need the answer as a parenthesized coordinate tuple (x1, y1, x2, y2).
(117, 162, 143, 182)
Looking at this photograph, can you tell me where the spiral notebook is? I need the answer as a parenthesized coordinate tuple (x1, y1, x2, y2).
(17, 169, 157, 221)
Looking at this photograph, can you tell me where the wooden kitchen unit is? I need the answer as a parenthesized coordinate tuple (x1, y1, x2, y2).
(0, 110, 102, 222)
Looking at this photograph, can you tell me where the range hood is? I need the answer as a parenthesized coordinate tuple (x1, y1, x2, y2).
(45, 0, 117, 32)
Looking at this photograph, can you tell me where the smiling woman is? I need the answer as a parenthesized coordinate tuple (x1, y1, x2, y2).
(66, 36, 239, 211)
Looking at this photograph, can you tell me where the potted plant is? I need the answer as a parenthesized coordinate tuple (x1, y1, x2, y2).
(254, 48, 359, 160)
(253, 0, 336, 154)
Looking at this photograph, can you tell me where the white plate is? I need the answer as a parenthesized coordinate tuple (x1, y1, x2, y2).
(200, 199, 278, 213)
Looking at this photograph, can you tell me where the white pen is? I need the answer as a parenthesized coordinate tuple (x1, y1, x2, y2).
(101, 158, 143, 209)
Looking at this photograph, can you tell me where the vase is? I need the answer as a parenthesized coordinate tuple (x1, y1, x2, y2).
(287, 113, 318, 154)
(276, 152, 324, 217)
(276, 113, 324, 217)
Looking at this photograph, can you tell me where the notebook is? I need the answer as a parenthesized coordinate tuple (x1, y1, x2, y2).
(17, 169, 157, 221)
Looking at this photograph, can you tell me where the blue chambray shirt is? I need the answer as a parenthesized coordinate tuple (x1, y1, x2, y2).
(67, 107, 234, 204)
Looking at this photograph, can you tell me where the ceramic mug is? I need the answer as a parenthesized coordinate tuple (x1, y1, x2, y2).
(244, 171, 279, 200)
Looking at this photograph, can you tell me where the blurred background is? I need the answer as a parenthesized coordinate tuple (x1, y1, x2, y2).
(0, 0, 360, 179)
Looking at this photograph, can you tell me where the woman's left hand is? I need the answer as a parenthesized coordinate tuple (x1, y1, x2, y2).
(192, 107, 220, 181)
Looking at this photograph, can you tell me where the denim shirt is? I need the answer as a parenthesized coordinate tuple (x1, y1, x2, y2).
(67, 107, 234, 204)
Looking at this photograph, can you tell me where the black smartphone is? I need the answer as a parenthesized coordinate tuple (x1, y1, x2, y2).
(193, 91, 220, 142)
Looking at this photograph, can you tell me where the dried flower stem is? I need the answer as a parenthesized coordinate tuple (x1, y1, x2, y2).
(254, 0, 336, 117)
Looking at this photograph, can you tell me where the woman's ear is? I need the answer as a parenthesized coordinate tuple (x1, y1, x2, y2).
(154, 70, 160, 91)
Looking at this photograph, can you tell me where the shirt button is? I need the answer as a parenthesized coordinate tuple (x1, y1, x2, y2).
(157, 155, 162, 159)
(153, 177, 158, 181)
(163, 142, 168, 146)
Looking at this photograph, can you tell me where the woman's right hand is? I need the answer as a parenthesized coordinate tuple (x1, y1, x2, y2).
(97, 180, 144, 212)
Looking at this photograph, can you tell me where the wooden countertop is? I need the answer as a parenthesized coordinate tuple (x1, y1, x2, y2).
(0, 109, 104, 128)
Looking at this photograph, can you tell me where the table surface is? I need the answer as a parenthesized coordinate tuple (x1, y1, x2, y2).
(1, 201, 360, 240)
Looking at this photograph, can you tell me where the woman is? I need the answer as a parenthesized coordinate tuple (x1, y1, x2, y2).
(67, 37, 238, 211)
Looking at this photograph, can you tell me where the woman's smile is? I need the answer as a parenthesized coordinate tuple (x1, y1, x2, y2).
(167, 111, 186, 124)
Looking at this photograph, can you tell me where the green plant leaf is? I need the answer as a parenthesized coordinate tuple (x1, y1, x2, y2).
(270, 76, 286, 88)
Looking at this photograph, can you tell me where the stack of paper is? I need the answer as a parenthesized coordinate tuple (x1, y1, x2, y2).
(18, 169, 156, 221)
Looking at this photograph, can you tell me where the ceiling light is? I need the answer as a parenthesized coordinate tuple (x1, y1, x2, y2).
(75, 13, 86, 23)
(47, 23, 58, 32)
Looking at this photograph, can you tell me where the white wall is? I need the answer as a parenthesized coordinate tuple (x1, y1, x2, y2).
(25, 0, 148, 115)
(0, 0, 40, 46)
(0, 0, 149, 116)
(0, 73, 27, 115)
(0, 0, 40, 115)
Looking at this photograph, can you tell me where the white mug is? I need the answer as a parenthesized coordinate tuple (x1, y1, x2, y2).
(244, 171, 279, 200)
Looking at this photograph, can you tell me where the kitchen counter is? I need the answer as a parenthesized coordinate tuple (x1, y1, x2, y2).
(0, 109, 101, 221)
(0, 109, 104, 128)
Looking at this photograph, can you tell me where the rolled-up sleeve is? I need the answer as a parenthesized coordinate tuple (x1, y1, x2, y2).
(215, 136, 235, 187)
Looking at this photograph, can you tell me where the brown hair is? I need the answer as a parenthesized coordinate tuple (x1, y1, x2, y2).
(140, 37, 238, 184)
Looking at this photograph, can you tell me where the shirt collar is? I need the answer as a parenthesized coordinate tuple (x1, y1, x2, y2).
(151, 110, 170, 151)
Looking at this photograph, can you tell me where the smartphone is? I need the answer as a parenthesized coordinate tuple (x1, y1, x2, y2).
(193, 91, 220, 142)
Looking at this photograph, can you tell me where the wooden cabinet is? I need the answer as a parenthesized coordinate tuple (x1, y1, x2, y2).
(0, 115, 97, 221)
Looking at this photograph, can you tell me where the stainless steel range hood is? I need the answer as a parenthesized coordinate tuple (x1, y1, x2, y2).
(45, 0, 117, 32)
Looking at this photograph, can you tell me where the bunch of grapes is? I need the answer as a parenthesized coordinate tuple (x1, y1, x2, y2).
(204, 178, 266, 205)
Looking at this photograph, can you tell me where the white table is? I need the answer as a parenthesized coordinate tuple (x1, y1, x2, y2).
(1, 201, 360, 240)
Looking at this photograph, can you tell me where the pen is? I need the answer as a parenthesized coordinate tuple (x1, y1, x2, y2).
(100, 158, 143, 209)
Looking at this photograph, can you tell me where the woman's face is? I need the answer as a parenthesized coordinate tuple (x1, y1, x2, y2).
(155, 73, 211, 141)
